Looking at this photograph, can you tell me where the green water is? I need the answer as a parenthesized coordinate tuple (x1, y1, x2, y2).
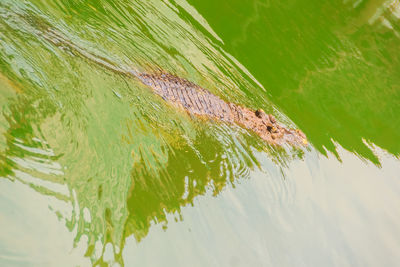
(0, 0, 399, 266)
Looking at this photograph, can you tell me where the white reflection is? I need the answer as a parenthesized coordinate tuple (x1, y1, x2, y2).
(123, 145, 400, 267)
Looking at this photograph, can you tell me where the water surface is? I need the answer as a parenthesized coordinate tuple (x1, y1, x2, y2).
(0, 0, 399, 266)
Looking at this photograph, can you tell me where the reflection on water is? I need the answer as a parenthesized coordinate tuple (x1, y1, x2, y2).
(190, 0, 400, 163)
(0, 0, 399, 266)
(0, 0, 303, 265)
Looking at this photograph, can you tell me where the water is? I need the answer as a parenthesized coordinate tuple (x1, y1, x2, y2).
(0, 0, 399, 266)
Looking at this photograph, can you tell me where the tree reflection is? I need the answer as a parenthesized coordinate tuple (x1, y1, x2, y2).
(189, 0, 400, 164)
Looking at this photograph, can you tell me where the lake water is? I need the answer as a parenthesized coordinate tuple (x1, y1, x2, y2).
(0, 0, 399, 266)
